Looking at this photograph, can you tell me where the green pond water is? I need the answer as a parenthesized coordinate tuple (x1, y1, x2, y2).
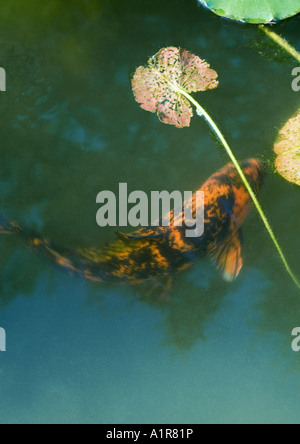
(0, 0, 300, 424)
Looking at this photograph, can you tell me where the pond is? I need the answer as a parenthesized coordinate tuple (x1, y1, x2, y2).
(0, 0, 300, 424)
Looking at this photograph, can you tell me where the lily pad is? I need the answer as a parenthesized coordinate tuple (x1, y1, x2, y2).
(197, 0, 300, 24)
(274, 109, 300, 186)
(132, 47, 219, 128)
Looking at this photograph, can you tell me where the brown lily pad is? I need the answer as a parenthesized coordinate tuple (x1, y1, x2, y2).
(132, 47, 219, 128)
(274, 109, 300, 186)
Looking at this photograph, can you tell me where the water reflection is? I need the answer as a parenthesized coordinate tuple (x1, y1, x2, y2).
(0, 226, 279, 353)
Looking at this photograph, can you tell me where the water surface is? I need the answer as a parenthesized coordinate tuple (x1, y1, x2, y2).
(0, 0, 300, 424)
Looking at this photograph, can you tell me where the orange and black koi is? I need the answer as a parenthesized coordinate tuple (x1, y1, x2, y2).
(0, 159, 265, 285)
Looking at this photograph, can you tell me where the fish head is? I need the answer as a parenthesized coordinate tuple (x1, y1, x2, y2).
(239, 159, 266, 196)
(203, 159, 266, 227)
(225, 159, 266, 228)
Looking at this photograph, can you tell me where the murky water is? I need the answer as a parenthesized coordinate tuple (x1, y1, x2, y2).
(0, 0, 300, 424)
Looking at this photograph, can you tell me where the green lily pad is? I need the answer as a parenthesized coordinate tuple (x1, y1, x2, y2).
(197, 0, 300, 24)
(274, 109, 300, 186)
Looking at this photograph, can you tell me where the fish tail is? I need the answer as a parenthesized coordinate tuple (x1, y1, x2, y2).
(0, 217, 111, 282)
(18, 228, 79, 274)
(0, 217, 23, 236)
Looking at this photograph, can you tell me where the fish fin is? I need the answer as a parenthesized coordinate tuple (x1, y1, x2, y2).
(210, 229, 244, 281)
(115, 230, 164, 241)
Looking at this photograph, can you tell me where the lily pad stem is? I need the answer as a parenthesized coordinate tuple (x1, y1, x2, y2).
(259, 26, 300, 63)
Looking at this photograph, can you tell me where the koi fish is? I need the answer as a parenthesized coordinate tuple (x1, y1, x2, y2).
(0, 159, 265, 286)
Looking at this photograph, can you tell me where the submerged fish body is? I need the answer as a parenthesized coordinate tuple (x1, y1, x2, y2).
(0, 160, 265, 285)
